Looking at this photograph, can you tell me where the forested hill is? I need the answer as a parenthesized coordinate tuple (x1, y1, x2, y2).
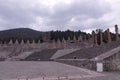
(0, 28, 44, 43)
(0, 28, 87, 41)
(0, 28, 116, 44)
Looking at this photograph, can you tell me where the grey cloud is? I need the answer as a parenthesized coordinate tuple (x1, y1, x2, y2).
(0, 1, 36, 25)
(44, 0, 111, 27)
(0, 0, 112, 31)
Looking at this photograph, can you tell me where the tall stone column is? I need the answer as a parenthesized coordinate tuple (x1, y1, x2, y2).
(92, 31, 96, 47)
(73, 35, 77, 42)
(31, 40, 36, 49)
(20, 40, 24, 45)
(95, 33, 98, 46)
(9, 39, 13, 45)
(38, 40, 41, 49)
(62, 38, 67, 48)
(107, 29, 111, 43)
(32, 40, 35, 44)
(52, 40, 56, 49)
(26, 40, 30, 44)
(100, 31, 104, 45)
(115, 25, 119, 41)
(15, 39, 19, 45)
(78, 35, 83, 42)
(67, 37, 71, 42)
(3, 41, 7, 46)
(47, 42, 50, 49)
(92, 31, 95, 43)
(88, 34, 92, 43)
(38, 40, 41, 44)
(25, 40, 29, 49)
(57, 38, 61, 49)
(84, 35, 87, 41)
(46, 39, 51, 49)
(0, 40, 1, 44)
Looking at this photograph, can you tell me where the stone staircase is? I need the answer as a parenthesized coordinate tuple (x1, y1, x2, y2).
(58, 41, 120, 59)
(24, 49, 58, 61)
(91, 46, 120, 61)
(51, 48, 80, 59)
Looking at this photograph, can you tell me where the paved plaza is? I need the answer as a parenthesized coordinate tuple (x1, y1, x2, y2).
(0, 61, 119, 80)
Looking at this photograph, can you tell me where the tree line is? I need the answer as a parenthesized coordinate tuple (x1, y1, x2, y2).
(0, 28, 117, 44)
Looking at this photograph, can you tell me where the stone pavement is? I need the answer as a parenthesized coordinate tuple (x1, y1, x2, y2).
(1, 72, 120, 80)
(0, 61, 120, 80)
(78, 72, 120, 80)
(0, 61, 103, 80)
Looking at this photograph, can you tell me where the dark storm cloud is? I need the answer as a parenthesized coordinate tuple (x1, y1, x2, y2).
(0, 0, 112, 32)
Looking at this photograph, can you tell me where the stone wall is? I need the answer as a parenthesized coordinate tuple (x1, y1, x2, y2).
(0, 42, 48, 59)
(55, 59, 96, 71)
(103, 52, 120, 71)
(56, 53, 120, 71)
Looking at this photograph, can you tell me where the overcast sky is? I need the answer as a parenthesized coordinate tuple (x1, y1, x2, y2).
(0, 0, 120, 33)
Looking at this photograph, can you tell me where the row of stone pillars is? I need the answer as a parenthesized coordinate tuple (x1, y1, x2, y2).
(0, 25, 119, 48)
(0, 34, 86, 45)
(47, 35, 85, 49)
(0, 35, 87, 49)
(92, 25, 119, 46)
